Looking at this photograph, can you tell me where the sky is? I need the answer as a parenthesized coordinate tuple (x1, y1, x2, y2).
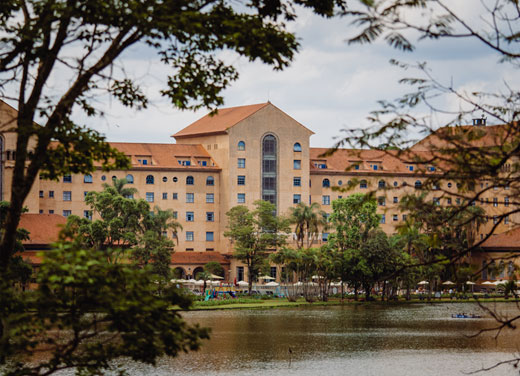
(30, 2, 520, 148)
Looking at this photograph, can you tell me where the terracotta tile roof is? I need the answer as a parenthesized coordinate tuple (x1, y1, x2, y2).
(173, 103, 270, 138)
(19, 214, 66, 246)
(171, 252, 231, 265)
(309, 148, 438, 175)
(411, 124, 512, 151)
(480, 227, 520, 251)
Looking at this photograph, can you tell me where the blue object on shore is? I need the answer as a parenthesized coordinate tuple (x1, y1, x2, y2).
(451, 313, 481, 319)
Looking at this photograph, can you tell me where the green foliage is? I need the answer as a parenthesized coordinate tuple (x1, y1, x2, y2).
(204, 261, 224, 277)
(225, 200, 289, 294)
(2, 243, 209, 376)
(289, 202, 328, 249)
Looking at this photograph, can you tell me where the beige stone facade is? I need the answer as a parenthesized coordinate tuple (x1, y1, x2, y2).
(1, 100, 518, 282)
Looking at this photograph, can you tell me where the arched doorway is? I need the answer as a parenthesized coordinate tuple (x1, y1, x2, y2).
(173, 267, 186, 279)
(193, 267, 204, 280)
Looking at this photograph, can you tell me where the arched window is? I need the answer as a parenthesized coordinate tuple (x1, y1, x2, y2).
(146, 175, 154, 184)
(360, 180, 367, 189)
(322, 178, 330, 188)
(112, 175, 117, 180)
(262, 134, 277, 206)
(126, 174, 134, 184)
(499, 261, 505, 279)
(378, 180, 386, 189)
(238, 141, 245, 151)
(415, 180, 422, 189)
(393, 181, 398, 187)
(482, 260, 488, 280)
(186, 176, 194, 185)
(84, 174, 93, 183)
(206, 176, 214, 186)
(293, 142, 302, 152)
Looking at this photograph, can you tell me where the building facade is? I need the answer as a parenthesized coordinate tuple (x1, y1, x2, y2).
(1, 100, 517, 282)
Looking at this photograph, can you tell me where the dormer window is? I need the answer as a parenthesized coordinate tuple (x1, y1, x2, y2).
(178, 159, 191, 166)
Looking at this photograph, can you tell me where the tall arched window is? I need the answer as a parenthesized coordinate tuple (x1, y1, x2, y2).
(206, 176, 214, 186)
(238, 141, 245, 151)
(415, 180, 422, 189)
(482, 260, 488, 280)
(293, 142, 302, 152)
(126, 174, 134, 184)
(262, 134, 277, 206)
(322, 178, 330, 188)
(146, 175, 154, 184)
(378, 180, 386, 189)
(360, 180, 367, 189)
(186, 176, 194, 185)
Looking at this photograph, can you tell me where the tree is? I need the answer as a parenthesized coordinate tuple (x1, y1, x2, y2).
(1, 243, 209, 376)
(204, 261, 224, 277)
(289, 202, 328, 249)
(328, 194, 380, 300)
(225, 200, 289, 295)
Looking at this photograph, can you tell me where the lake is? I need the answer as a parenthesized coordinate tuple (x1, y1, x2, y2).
(40, 302, 520, 375)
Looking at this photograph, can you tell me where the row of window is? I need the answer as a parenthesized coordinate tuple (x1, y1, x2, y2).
(65, 174, 216, 186)
(40, 190, 217, 204)
(180, 211, 215, 222)
(185, 231, 214, 242)
(236, 141, 302, 152)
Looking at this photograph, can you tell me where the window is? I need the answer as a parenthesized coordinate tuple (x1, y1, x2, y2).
(238, 141, 245, 150)
(322, 195, 330, 205)
(238, 158, 245, 168)
(505, 183, 510, 190)
(407, 165, 414, 172)
(237, 266, 244, 281)
(63, 175, 72, 183)
(173, 177, 178, 182)
(63, 191, 71, 201)
(84, 174, 93, 183)
(433, 197, 440, 205)
(393, 181, 398, 187)
(447, 198, 452, 205)
(39, 190, 44, 198)
(293, 194, 301, 204)
(178, 160, 191, 166)
(354, 164, 360, 170)
(380, 214, 386, 224)
(198, 160, 207, 167)
(322, 233, 329, 242)
(186, 231, 194, 241)
(402, 214, 407, 221)
(505, 215, 510, 224)
(162, 192, 168, 200)
(126, 174, 134, 184)
(49, 191, 54, 198)
(186, 193, 194, 203)
(84, 191, 88, 198)
(237, 175, 246, 185)
(101, 175, 106, 181)
(447, 182, 452, 188)
(84, 210, 92, 220)
(237, 193, 245, 203)
(378, 197, 385, 206)
(360, 180, 367, 189)
(415, 180, 422, 189)
(49, 210, 54, 214)
(393, 214, 398, 222)
(173, 193, 178, 200)
(293, 177, 301, 187)
(186, 212, 194, 221)
(145, 192, 154, 202)
(493, 197, 498, 207)
(112, 176, 117, 181)
(186, 176, 194, 185)
(206, 193, 214, 203)
(428, 166, 436, 172)
(206, 232, 214, 241)
(505, 197, 509, 207)
(270, 266, 277, 280)
(206, 176, 214, 186)
(162, 176, 168, 182)
(173, 211, 178, 219)
(206, 212, 214, 222)
(378, 180, 386, 189)
(493, 216, 498, 224)
(456, 198, 461, 205)
(146, 175, 154, 184)
(294, 160, 301, 170)
(322, 179, 330, 188)
(393, 197, 398, 204)
(338, 180, 343, 186)
(39, 210, 43, 214)
(63, 210, 71, 217)
(293, 142, 302, 152)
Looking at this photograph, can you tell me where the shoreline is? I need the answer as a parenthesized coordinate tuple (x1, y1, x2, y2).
(189, 297, 520, 311)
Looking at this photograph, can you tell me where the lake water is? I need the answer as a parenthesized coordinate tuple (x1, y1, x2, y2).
(140, 303, 520, 376)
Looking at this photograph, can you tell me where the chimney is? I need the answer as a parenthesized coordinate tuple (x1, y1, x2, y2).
(472, 115, 487, 126)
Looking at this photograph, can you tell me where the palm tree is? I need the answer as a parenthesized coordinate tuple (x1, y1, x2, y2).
(289, 202, 328, 249)
(196, 270, 213, 294)
(103, 177, 137, 198)
(145, 207, 183, 238)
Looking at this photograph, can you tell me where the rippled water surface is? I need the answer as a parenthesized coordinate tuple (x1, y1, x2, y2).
(65, 303, 520, 375)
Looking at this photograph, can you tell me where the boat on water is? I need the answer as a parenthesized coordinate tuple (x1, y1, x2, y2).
(451, 313, 482, 319)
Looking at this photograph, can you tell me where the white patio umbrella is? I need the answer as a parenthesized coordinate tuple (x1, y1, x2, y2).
(237, 280, 249, 286)
(481, 281, 494, 285)
(442, 281, 455, 285)
(265, 281, 279, 287)
(194, 280, 205, 286)
(210, 274, 224, 280)
(418, 281, 429, 285)
(465, 281, 476, 285)
(258, 275, 275, 280)
(493, 280, 508, 285)
(187, 279, 197, 284)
